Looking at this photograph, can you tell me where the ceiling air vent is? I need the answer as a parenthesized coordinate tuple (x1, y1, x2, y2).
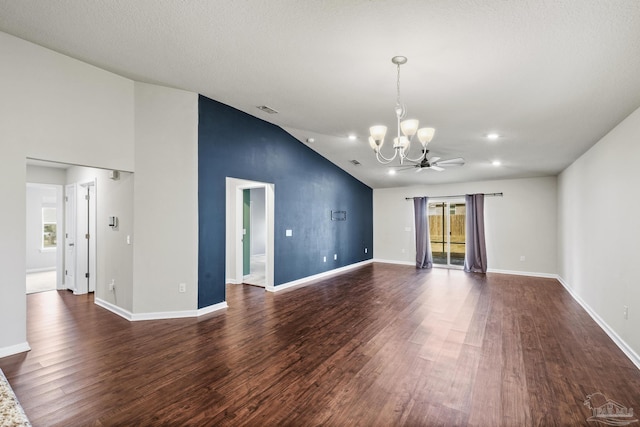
(256, 105, 278, 114)
(349, 160, 361, 166)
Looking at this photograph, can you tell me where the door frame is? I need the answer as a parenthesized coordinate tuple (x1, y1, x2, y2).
(429, 198, 466, 269)
(65, 183, 77, 291)
(226, 178, 274, 290)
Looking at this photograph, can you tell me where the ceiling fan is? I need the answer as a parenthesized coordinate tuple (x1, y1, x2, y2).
(392, 150, 465, 173)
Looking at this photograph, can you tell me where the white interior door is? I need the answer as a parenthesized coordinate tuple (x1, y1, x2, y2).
(88, 184, 96, 293)
(64, 184, 76, 291)
(75, 182, 96, 294)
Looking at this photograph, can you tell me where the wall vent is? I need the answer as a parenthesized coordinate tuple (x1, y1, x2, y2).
(349, 160, 361, 166)
(256, 105, 278, 114)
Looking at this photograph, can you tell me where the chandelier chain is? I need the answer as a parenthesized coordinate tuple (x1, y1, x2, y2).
(396, 63, 401, 108)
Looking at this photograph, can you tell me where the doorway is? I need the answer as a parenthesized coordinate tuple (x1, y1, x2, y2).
(25, 183, 64, 294)
(242, 187, 267, 286)
(225, 178, 274, 290)
(429, 200, 466, 267)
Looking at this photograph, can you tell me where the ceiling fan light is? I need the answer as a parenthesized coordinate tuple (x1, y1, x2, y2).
(417, 127, 435, 145)
(369, 125, 387, 144)
(400, 119, 419, 137)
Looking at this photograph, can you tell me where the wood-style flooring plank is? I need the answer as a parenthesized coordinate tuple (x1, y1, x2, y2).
(1, 264, 639, 426)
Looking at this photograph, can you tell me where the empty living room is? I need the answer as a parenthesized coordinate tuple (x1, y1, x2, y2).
(1, 1, 640, 426)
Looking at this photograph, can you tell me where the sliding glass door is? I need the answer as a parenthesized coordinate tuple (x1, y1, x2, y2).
(428, 201, 466, 267)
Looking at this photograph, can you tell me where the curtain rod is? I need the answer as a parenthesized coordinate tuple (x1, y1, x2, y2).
(405, 192, 503, 200)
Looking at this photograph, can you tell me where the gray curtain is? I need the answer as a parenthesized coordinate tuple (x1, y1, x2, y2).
(413, 197, 433, 269)
(464, 193, 487, 273)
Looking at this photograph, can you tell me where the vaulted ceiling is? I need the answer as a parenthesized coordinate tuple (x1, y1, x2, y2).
(2, 1, 640, 188)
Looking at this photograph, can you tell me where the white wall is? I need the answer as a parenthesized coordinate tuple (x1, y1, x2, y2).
(374, 176, 558, 276)
(66, 166, 134, 309)
(1, 31, 201, 355)
(0, 31, 135, 357)
(96, 170, 135, 312)
(558, 105, 640, 364)
(132, 82, 199, 314)
(26, 165, 66, 185)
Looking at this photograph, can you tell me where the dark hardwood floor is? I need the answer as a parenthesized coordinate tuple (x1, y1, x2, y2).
(1, 263, 639, 426)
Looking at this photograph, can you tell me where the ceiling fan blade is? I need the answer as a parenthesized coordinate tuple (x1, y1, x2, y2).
(393, 166, 416, 172)
(430, 165, 444, 172)
(429, 156, 441, 163)
(433, 157, 465, 167)
(401, 159, 421, 166)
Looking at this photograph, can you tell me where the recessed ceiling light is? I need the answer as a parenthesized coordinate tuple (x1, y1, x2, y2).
(487, 133, 500, 140)
(388, 169, 396, 176)
(306, 138, 315, 143)
(348, 134, 357, 140)
(349, 159, 361, 166)
(492, 160, 502, 166)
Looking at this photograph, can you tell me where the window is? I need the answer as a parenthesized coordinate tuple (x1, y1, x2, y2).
(42, 207, 57, 249)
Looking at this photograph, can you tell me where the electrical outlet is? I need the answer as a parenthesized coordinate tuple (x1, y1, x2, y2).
(323, 256, 326, 262)
(364, 248, 368, 254)
(179, 283, 186, 293)
(108, 280, 115, 292)
(401, 248, 406, 253)
(624, 306, 629, 320)
(334, 254, 337, 260)
(520, 255, 525, 261)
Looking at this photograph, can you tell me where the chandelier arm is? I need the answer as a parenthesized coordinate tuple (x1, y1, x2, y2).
(402, 150, 428, 163)
(375, 148, 398, 164)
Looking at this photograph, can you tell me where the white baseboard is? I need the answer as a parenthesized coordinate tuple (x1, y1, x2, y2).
(197, 301, 228, 316)
(556, 276, 640, 371)
(26, 267, 56, 274)
(0, 342, 30, 358)
(130, 310, 198, 321)
(372, 258, 416, 266)
(486, 268, 558, 279)
(95, 298, 228, 321)
(226, 278, 240, 285)
(267, 259, 373, 292)
(95, 298, 133, 320)
(372, 260, 558, 279)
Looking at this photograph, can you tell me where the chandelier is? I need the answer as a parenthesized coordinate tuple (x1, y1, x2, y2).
(368, 56, 435, 165)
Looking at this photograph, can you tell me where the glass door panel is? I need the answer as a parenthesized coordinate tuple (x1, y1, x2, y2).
(428, 203, 446, 265)
(428, 201, 465, 267)
(449, 203, 466, 266)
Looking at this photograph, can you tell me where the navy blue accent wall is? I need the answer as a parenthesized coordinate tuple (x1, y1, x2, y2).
(198, 95, 373, 308)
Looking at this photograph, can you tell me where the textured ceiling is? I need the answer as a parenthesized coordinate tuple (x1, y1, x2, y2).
(2, 0, 640, 188)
